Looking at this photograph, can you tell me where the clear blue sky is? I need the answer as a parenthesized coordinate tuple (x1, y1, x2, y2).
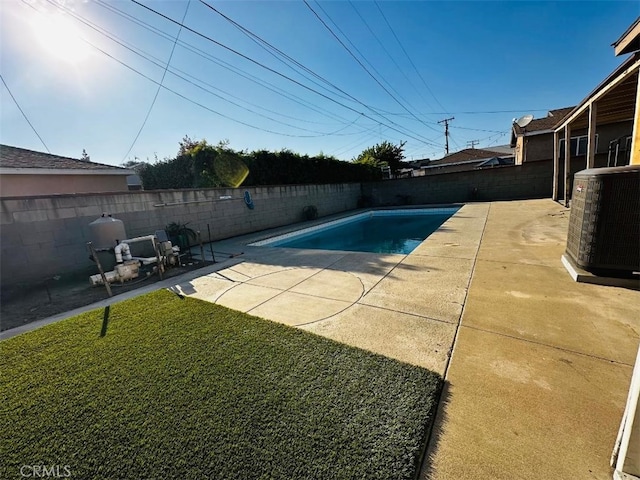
(1, 0, 638, 166)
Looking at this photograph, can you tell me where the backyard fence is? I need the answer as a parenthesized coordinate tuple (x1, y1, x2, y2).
(0, 161, 556, 287)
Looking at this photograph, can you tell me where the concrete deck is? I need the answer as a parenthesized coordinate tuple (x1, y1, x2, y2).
(4, 199, 639, 478)
(175, 199, 639, 479)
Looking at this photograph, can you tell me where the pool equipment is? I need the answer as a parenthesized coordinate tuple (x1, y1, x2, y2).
(88, 218, 182, 286)
(88, 213, 127, 271)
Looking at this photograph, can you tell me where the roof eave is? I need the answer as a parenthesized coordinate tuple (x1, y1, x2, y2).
(512, 128, 554, 137)
(0, 168, 135, 176)
(613, 17, 640, 56)
(554, 53, 640, 132)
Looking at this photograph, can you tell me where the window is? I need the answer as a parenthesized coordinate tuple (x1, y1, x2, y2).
(559, 134, 598, 157)
(608, 135, 632, 166)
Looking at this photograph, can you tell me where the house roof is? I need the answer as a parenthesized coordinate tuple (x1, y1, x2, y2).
(554, 51, 639, 131)
(512, 107, 575, 136)
(481, 144, 514, 155)
(612, 16, 640, 56)
(0, 145, 132, 175)
(430, 147, 514, 165)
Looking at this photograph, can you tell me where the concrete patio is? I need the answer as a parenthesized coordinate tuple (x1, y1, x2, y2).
(173, 198, 640, 479)
(3, 198, 638, 478)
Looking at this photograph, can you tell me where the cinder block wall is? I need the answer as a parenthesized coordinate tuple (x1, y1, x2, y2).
(363, 161, 553, 205)
(0, 183, 361, 286)
(0, 163, 557, 288)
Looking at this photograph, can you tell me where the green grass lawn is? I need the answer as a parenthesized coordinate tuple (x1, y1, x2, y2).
(1, 290, 441, 479)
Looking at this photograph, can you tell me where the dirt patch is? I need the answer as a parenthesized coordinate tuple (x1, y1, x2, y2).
(1, 261, 214, 332)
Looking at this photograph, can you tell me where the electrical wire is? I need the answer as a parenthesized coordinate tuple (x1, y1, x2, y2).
(199, 0, 441, 147)
(94, 0, 362, 124)
(304, 0, 441, 138)
(44, 0, 372, 138)
(311, 1, 419, 117)
(450, 126, 507, 133)
(0, 74, 50, 152)
(121, 1, 191, 161)
(348, 0, 437, 113)
(18, 17, 358, 139)
(130, 0, 443, 148)
(95, 0, 363, 126)
(374, 1, 447, 113)
(378, 109, 550, 116)
(198, 0, 355, 103)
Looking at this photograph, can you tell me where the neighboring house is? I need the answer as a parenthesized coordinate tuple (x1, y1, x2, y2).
(511, 105, 634, 202)
(405, 146, 514, 176)
(552, 18, 639, 204)
(0, 145, 134, 197)
(510, 107, 576, 164)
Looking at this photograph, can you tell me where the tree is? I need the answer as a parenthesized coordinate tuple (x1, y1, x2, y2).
(137, 137, 380, 189)
(354, 141, 406, 176)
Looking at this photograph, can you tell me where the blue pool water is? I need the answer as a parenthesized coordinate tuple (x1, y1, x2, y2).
(254, 208, 459, 254)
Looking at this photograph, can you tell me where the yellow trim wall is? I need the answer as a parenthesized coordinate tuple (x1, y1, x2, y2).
(631, 79, 640, 164)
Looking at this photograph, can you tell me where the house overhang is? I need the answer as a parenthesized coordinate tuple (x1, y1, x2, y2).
(554, 53, 639, 133)
(0, 168, 135, 176)
(512, 127, 554, 138)
(552, 51, 640, 206)
(510, 127, 554, 148)
(613, 17, 640, 56)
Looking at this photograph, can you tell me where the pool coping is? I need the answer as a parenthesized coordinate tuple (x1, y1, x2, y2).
(248, 206, 461, 248)
(235, 203, 465, 247)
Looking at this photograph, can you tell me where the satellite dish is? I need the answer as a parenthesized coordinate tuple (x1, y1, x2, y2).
(516, 114, 534, 128)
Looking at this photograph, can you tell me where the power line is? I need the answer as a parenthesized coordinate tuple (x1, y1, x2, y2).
(130, 0, 443, 148)
(0, 74, 50, 153)
(27, 22, 359, 139)
(379, 109, 550, 115)
(122, 1, 191, 161)
(304, 0, 441, 139)
(348, 0, 437, 112)
(450, 125, 506, 133)
(46, 0, 372, 138)
(96, 0, 359, 127)
(111, 0, 527, 143)
(198, 0, 354, 104)
(374, 1, 447, 113)
(199, 0, 441, 146)
(312, 1, 429, 125)
(130, 0, 363, 112)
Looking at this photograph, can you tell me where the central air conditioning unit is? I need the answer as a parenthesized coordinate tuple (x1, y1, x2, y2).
(565, 165, 640, 275)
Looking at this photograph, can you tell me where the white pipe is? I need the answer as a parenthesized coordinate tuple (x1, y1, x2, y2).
(114, 242, 131, 263)
(121, 235, 157, 259)
(122, 235, 157, 244)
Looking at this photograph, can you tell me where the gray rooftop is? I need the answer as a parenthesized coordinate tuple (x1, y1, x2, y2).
(0, 145, 130, 173)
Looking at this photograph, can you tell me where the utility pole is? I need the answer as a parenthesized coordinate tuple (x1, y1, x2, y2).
(467, 139, 479, 149)
(438, 117, 454, 155)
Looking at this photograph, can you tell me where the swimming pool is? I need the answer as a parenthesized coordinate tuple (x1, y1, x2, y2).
(251, 207, 460, 254)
